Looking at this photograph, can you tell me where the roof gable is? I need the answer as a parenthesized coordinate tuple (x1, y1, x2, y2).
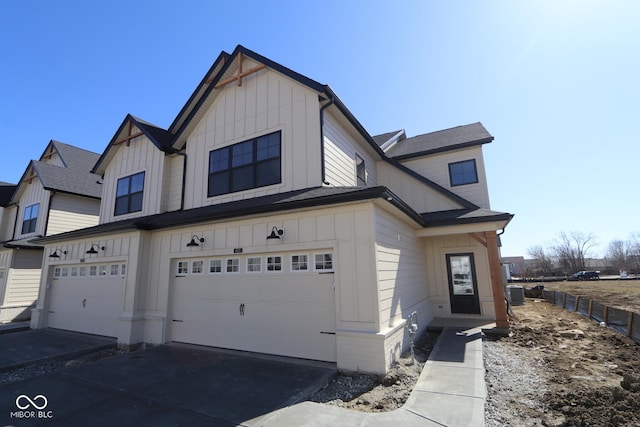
(92, 114, 175, 175)
(13, 142, 103, 202)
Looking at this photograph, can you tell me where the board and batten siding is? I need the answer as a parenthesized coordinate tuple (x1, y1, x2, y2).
(400, 146, 491, 209)
(138, 202, 379, 343)
(424, 234, 496, 319)
(44, 152, 65, 167)
(376, 161, 464, 213)
(182, 62, 322, 210)
(0, 206, 16, 242)
(99, 135, 166, 224)
(323, 113, 378, 187)
(161, 155, 183, 213)
(15, 180, 50, 239)
(374, 207, 432, 330)
(47, 193, 100, 236)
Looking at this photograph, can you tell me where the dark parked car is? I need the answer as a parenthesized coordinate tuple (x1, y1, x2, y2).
(569, 270, 600, 281)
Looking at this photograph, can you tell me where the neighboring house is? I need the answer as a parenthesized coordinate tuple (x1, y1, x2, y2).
(31, 45, 513, 374)
(0, 141, 102, 322)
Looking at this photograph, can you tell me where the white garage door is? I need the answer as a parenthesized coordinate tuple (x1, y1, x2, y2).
(171, 252, 337, 362)
(47, 264, 125, 338)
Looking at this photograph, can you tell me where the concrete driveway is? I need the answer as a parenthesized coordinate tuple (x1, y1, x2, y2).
(0, 338, 335, 426)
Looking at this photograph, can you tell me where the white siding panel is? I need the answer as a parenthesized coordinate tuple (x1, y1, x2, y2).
(162, 155, 183, 212)
(47, 193, 99, 236)
(4, 268, 41, 306)
(182, 67, 322, 210)
(400, 147, 491, 208)
(99, 135, 166, 223)
(374, 207, 432, 330)
(323, 113, 377, 187)
(0, 206, 17, 241)
(15, 180, 50, 239)
(376, 162, 464, 213)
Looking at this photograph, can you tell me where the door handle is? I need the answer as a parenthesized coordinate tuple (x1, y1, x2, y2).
(239, 303, 245, 316)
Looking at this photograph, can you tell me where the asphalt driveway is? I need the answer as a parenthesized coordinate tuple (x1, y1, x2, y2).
(0, 341, 336, 426)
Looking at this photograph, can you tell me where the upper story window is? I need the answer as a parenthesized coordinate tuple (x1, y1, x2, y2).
(115, 172, 145, 216)
(208, 131, 281, 197)
(355, 154, 366, 187)
(21, 203, 39, 234)
(448, 159, 478, 187)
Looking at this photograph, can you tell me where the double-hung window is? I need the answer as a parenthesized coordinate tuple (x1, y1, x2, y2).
(115, 172, 145, 216)
(448, 159, 478, 186)
(208, 131, 281, 197)
(22, 203, 39, 234)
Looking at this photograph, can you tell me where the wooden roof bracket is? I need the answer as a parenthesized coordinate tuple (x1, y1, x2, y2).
(214, 52, 267, 90)
(468, 232, 487, 248)
(114, 121, 143, 147)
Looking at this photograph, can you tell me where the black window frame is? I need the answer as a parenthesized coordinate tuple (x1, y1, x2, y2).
(21, 203, 39, 235)
(448, 159, 478, 187)
(208, 131, 281, 197)
(355, 154, 366, 187)
(114, 171, 145, 216)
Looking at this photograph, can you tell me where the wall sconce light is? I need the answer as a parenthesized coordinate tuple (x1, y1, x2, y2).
(186, 235, 205, 247)
(86, 244, 105, 254)
(49, 248, 67, 258)
(267, 226, 284, 240)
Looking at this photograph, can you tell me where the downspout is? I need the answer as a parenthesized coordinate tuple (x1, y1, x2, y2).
(319, 96, 334, 185)
(176, 149, 187, 211)
(43, 191, 54, 237)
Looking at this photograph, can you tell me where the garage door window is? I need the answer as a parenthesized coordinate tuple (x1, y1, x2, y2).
(79, 266, 87, 277)
(53, 267, 61, 278)
(209, 259, 222, 273)
(314, 253, 333, 271)
(267, 256, 282, 272)
(61, 267, 69, 277)
(191, 260, 204, 274)
(226, 258, 240, 273)
(71, 267, 78, 277)
(99, 265, 108, 276)
(90, 266, 97, 276)
(291, 254, 308, 271)
(247, 257, 262, 273)
(177, 261, 189, 276)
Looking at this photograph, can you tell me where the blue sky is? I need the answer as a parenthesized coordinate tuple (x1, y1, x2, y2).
(1, 1, 638, 258)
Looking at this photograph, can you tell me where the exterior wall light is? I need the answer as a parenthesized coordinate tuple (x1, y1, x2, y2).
(186, 235, 205, 247)
(267, 226, 284, 240)
(86, 244, 105, 254)
(49, 248, 67, 258)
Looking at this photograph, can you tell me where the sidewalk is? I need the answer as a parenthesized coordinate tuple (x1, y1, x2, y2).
(260, 327, 487, 426)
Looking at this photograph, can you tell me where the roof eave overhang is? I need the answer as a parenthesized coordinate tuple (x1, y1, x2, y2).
(391, 137, 494, 161)
(416, 214, 513, 237)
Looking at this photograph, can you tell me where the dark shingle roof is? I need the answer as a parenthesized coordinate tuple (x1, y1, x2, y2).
(31, 160, 102, 199)
(421, 208, 513, 227)
(385, 122, 493, 160)
(130, 116, 175, 152)
(50, 141, 101, 171)
(372, 130, 404, 147)
(0, 183, 16, 207)
(33, 186, 423, 243)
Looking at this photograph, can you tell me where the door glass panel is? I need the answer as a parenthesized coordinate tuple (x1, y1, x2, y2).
(449, 255, 475, 296)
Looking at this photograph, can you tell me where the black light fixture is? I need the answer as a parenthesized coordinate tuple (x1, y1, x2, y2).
(49, 248, 67, 258)
(186, 235, 205, 247)
(267, 226, 284, 240)
(86, 244, 105, 254)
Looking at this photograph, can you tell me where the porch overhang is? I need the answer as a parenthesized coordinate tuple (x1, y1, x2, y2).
(416, 218, 511, 237)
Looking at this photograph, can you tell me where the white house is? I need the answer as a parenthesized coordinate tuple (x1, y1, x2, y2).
(0, 141, 102, 322)
(30, 46, 512, 374)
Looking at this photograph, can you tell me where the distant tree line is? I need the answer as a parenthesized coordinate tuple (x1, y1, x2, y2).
(526, 231, 640, 277)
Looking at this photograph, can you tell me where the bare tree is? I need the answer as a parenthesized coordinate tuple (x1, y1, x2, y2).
(606, 239, 629, 273)
(527, 245, 554, 276)
(552, 232, 596, 274)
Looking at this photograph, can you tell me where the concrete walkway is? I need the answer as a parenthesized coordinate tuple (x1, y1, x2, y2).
(260, 327, 486, 427)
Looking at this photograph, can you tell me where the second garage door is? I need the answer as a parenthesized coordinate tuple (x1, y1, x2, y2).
(170, 252, 337, 362)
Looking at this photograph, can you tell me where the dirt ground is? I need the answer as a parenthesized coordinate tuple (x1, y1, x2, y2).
(541, 280, 640, 313)
(485, 299, 640, 427)
(310, 330, 440, 411)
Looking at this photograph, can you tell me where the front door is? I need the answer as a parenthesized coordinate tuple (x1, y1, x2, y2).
(446, 253, 481, 314)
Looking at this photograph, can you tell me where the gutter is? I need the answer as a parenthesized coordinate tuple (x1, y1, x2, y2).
(319, 96, 334, 185)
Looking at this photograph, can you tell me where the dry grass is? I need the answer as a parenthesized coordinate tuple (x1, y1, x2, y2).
(539, 279, 640, 314)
